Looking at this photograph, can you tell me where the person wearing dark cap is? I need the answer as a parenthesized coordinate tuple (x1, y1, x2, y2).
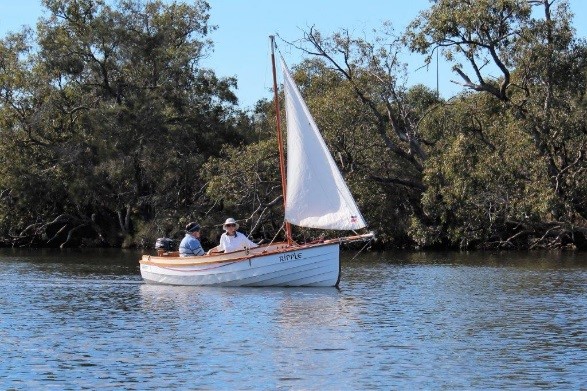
(179, 222, 205, 257)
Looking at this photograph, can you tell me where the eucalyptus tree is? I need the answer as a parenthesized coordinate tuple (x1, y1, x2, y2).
(0, 0, 242, 247)
(407, 0, 587, 249)
(283, 28, 441, 245)
(0, 28, 78, 246)
(202, 98, 284, 242)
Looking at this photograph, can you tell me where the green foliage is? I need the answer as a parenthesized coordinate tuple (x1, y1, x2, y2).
(0, 0, 585, 250)
(295, 59, 425, 246)
(413, 94, 556, 248)
(0, 0, 243, 247)
(201, 99, 286, 242)
(407, 0, 587, 248)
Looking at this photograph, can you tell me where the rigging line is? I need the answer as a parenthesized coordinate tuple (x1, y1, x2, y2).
(271, 35, 292, 244)
(267, 221, 286, 247)
(251, 111, 261, 232)
(264, 36, 274, 101)
(351, 236, 373, 261)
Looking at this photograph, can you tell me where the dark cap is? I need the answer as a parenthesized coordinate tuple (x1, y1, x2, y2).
(186, 222, 201, 233)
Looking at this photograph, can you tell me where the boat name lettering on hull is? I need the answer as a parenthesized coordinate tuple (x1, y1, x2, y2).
(279, 252, 303, 262)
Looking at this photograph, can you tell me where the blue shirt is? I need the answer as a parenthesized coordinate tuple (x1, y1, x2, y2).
(179, 234, 205, 256)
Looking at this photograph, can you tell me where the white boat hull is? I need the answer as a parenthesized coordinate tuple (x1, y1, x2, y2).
(139, 242, 341, 287)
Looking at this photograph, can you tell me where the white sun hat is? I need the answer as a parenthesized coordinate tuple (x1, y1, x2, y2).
(222, 217, 239, 230)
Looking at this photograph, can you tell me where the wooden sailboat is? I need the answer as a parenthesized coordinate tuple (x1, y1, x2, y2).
(139, 36, 372, 287)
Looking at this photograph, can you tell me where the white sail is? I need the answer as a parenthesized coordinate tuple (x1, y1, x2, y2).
(281, 59, 366, 230)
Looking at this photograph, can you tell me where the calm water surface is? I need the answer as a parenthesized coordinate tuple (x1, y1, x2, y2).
(0, 249, 586, 390)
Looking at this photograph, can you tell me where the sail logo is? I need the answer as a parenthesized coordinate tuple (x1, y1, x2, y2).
(279, 252, 303, 262)
(350, 216, 358, 223)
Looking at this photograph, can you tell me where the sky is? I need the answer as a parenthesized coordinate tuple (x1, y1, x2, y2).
(1, 1, 587, 109)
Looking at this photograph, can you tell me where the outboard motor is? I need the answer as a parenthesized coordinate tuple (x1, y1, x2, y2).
(155, 237, 175, 252)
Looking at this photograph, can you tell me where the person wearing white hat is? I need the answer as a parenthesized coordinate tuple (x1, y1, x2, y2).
(207, 217, 258, 254)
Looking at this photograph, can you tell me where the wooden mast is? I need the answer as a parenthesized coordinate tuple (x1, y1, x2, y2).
(270, 35, 292, 245)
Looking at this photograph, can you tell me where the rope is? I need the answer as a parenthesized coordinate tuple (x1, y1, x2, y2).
(351, 235, 374, 261)
(267, 222, 286, 247)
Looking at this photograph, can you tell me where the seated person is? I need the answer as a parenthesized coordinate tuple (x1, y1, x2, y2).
(179, 222, 205, 257)
(207, 218, 258, 254)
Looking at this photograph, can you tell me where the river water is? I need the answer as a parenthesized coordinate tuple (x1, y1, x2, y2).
(0, 248, 585, 390)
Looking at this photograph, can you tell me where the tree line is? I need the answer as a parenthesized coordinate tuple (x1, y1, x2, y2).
(0, 0, 585, 250)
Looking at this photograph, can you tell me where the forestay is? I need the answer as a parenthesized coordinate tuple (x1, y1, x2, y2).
(281, 59, 366, 231)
